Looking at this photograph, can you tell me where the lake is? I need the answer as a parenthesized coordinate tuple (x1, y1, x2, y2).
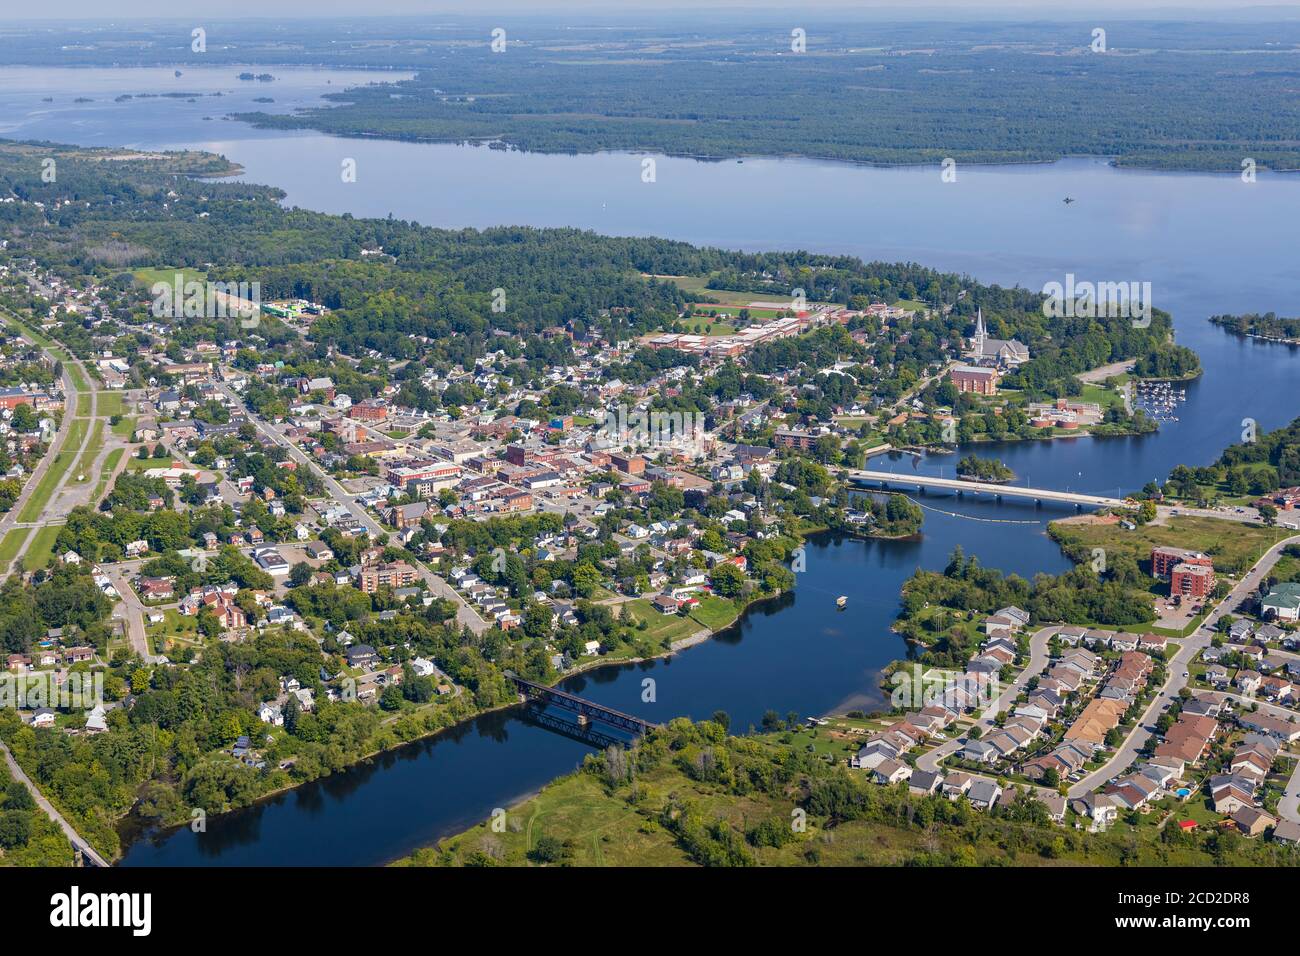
(3, 64, 1296, 865)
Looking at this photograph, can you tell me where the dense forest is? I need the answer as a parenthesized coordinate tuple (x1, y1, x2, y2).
(1165, 415, 1300, 499)
(234, 22, 1300, 172)
(2, 19, 1297, 171)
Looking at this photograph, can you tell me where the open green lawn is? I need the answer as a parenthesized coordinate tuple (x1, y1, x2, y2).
(22, 524, 62, 573)
(97, 392, 125, 417)
(687, 594, 743, 632)
(110, 416, 136, 438)
(677, 315, 745, 336)
(619, 598, 702, 644)
(18, 418, 88, 523)
(1077, 382, 1128, 413)
(64, 362, 89, 394)
(131, 266, 208, 288)
(0, 528, 30, 573)
(655, 276, 835, 309)
(75, 394, 91, 417)
(892, 298, 928, 312)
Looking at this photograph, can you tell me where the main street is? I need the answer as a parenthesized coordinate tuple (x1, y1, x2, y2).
(215, 379, 488, 635)
(1067, 532, 1300, 798)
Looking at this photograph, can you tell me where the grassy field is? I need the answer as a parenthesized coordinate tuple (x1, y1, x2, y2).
(619, 599, 702, 644)
(63, 361, 89, 394)
(75, 394, 91, 417)
(1050, 515, 1289, 577)
(18, 417, 88, 523)
(131, 266, 207, 288)
(687, 594, 743, 632)
(72, 420, 105, 483)
(21, 524, 62, 572)
(97, 392, 125, 417)
(90, 447, 124, 503)
(403, 769, 692, 867)
(146, 608, 202, 655)
(0, 528, 30, 574)
(653, 276, 835, 309)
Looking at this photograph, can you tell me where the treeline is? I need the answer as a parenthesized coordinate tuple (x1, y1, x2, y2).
(0, 144, 1190, 408)
(1179, 415, 1300, 492)
(1210, 312, 1300, 342)
(896, 545, 1153, 665)
(223, 21, 1300, 174)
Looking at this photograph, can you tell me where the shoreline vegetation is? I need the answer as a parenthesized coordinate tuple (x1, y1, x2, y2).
(955, 456, 1016, 484)
(107, 522, 895, 860)
(398, 717, 1293, 867)
(1210, 312, 1300, 347)
(6, 19, 1300, 174)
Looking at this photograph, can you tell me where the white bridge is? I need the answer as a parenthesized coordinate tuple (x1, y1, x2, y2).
(849, 469, 1134, 510)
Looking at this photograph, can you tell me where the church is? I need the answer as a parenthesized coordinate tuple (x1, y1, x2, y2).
(966, 308, 1030, 368)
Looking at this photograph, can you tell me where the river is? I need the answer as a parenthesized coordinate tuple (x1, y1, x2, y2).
(2, 65, 1296, 865)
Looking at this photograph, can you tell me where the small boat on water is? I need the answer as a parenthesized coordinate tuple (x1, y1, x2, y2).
(836, 596, 848, 609)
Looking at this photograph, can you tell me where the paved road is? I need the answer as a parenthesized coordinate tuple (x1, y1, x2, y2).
(105, 566, 160, 664)
(217, 379, 488, 635)
(0, 738, 108, 866)
(0, 313, 87, 574)
(1068, 532, 1300, 798)
(915, 625, 1057, 774)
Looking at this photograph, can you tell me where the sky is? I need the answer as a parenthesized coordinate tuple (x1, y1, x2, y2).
(8, 1, 1300, 20)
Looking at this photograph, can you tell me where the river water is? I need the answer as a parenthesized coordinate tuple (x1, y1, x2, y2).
(2, 65, 1296, 865)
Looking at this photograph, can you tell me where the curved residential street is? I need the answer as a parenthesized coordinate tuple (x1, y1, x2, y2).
(915, 625, 1057, 774)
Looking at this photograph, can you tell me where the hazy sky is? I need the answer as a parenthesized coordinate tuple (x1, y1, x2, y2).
(8, 1, 1300, 20)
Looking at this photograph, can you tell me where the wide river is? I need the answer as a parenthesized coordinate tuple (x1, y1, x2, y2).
(2, 65, 1297, 865)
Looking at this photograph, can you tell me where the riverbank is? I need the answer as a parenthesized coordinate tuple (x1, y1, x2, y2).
(113, 557, 818, 861)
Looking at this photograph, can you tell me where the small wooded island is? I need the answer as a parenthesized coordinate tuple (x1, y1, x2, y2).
(956, 456, 1016, 483)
